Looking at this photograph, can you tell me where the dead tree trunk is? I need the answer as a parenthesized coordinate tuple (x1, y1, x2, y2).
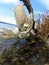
(20, 0, 35, 30)
(20, 0, 33, 13)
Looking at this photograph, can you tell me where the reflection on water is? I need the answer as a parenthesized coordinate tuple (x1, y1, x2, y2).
(0, 38, 17, 55)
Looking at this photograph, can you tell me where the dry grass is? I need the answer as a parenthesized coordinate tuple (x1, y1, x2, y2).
(36, 12, 49, 39)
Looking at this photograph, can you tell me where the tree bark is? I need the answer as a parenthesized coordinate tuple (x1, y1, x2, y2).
(20, 0, 35, 30)
(20, 0, 33, 13)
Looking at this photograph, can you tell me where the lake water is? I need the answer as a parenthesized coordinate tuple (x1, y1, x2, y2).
(0, 22, 17, 55)
(0, 22, 17, 30)
(0, 22, 27, 57)
(0, 22, 49, 65)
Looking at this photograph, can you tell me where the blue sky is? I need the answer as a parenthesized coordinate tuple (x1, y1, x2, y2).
(0, 0, 49, 24)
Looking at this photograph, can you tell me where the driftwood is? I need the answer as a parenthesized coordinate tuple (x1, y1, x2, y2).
(20, 0, 33, 13)
(20, 0, 35, 30)
(13, 4, 33, 38)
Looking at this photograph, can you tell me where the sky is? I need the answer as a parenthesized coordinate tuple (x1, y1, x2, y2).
(0, 0, 49, 24)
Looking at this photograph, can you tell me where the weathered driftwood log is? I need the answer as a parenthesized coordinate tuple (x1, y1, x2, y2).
(13, 4, 34, 38)
(20, 0, 35, 30)
(14, 5, 29, 29)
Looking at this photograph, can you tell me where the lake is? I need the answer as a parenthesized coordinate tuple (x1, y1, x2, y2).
(0, 22, 17, 30)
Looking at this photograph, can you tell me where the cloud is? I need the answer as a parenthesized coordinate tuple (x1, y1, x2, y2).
(38, 0, 49, 9)
(34, 11, 45, 14)
(0, 15, 16, 24)
(0, 0, 19, 4)
(0, 0, 20, 24)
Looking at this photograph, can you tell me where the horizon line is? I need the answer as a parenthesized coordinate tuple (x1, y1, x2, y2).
(0, 21, 17, 26)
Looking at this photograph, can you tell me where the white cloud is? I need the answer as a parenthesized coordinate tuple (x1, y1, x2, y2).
(34, 11, 45, 14)
(0, 15, 16, 24)
(38, 0, 49, 9)
(0, 0, 19, 24)
(0, 0, 19, 4)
